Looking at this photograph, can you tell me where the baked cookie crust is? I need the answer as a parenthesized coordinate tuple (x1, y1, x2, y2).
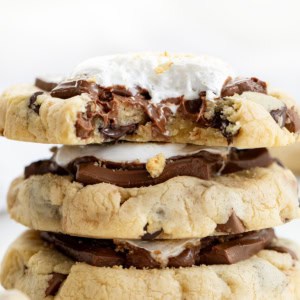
(0, 84, 299, 147)
(7, 163, 299, 239)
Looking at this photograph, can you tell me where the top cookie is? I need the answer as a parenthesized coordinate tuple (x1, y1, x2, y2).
(1, 53, 300, 147)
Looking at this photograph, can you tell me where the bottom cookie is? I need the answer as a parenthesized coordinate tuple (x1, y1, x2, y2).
(1, 231, 300, 300)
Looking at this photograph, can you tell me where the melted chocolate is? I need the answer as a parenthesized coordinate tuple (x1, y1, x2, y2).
(75, 152, 223, 187)
(31, 76, 297, 141)
(24, 160, 67, 179)
(101, 124, 138, 140)
(28, 91, 44, 114)
(41, 229, 278, 269)
(24, 148, 275, 188)
(75, 112, 95, 139)
(221, 77, 267, 97)
(41, 232, 125, 267)
(210, 112, 237, 144)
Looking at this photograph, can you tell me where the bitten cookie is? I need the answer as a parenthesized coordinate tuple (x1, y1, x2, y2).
(7, 163, 300, 239)
(1, 53, 299, 147)
(1, 231, 300, 300)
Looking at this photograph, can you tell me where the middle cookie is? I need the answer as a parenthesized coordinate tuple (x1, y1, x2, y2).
(7, 143, 300, 239)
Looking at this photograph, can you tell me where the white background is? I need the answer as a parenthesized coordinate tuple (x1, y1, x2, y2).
(0, 0, 300, 269)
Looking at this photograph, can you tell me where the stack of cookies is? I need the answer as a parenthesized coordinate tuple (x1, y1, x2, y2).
(1, 53, 300, 299)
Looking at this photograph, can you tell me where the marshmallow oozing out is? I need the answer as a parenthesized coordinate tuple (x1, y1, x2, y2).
(71, 53, 235, 103)
(54, 143, 229, 167)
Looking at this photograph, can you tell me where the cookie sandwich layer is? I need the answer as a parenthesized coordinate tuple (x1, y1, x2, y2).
(1, 53, 300, 146)
(8, 144, 300, 239)
(1, 231, 300, 300)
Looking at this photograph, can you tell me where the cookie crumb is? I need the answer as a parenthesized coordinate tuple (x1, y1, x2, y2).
(146, 153, 166, 178)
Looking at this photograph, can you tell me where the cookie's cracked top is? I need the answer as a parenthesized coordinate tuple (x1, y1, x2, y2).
(1, 52, 300, 146)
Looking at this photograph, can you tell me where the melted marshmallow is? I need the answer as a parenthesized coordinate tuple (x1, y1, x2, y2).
(115, 239, 200, 266)
(54, 143, 229, 166)
(71, 53, 235, 103)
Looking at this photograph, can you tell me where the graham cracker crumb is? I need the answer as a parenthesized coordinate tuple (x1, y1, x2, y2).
(146, 153, 166, 178)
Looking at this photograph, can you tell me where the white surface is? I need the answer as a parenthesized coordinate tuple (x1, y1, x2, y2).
(72, 53, 234, 103)
(55, 143, 227, 166)
(0, 0, 300, 289)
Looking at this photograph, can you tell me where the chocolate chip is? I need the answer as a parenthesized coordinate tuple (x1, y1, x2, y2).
(221, 77, 267, 97)
(45, 273, 67, 296)
(28, 91, 44, 114)
(285, 107, 300, 133)
(210, 112, 237, 144)
(270, 107, 287, 128)
(100, 124, 138, 140)
(41, 232, 125, 268)
(168, 247, 199, 268)
(199, 229, 275, 265)
(50, 80, 100, 99)
(216, 212, 246, 234)
(35, 77, 60, 92)
(142, 224, 163, 240)
(124, 246, 161, 269)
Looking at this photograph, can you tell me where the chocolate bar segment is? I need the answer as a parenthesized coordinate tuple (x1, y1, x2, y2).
(41, 229, 278, 269)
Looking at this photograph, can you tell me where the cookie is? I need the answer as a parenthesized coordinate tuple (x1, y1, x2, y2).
(1, 230, 300, 300)
(7, 163, 299, 239)
(1, 53, 299, 147)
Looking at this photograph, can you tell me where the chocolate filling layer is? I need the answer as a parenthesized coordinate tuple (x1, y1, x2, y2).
(41, 229, 277, 269)
(24, 148, 274, 188)
(32, 76, 298, 142)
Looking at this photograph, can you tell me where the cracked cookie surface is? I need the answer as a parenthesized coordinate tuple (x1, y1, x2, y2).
(7, 163, 300, 239)
(0, 84, 299, 147)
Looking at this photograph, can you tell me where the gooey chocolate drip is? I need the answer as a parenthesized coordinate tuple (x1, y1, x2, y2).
(24, 148, 274, 188)
(32, 76, 299, 142)
(49, 80, 173, 139)
(41, 229, 278, 269)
